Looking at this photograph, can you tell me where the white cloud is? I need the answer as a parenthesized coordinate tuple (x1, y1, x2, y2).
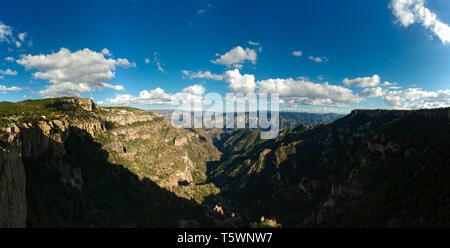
(145, 58, 150, 64)
(139, 87, 173, 104)
(117, 58, 136, 68)
(0, 22, 32, 48)
(16, 48, 133, 97)
(101, 84, 205, 106)
(258, 77, 364, 107)
(389, 86, 402, 89)
(182, 84, 205, 95)
(292, 50, 303, 57)
(18, 32, 26, 42)
(381, 81, 396, 86)
(100, 94, 134, 105)
(5, 57, 14, 62)
(197, 9, 206, 15)
(0, 69, 18, 76)
(350, 85, 450, 109)
(248, 41, 260, 46)
(0, 85, 22, 92)
(308, 56, 328, 63)
(181, 70, 223, 80)
(102, 87, 173, 106)
(153, 52, 165, 73)
(0, 22, 12, 42)
(343, 74, 381, 88)
(381, 88, 450, 109)
(359, 87, 386, 98)
(390, 0, 450, 44)
(101, 83, 125, 91)
(224, 69, 256, 94)
(101, 48, 113, 57)
(211, 46, 257, 68)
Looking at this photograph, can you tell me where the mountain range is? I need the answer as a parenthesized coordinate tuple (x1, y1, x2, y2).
(1, 98, 449, 227)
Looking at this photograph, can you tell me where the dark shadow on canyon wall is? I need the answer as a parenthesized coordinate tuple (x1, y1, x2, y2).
(22, 126, 221, 227)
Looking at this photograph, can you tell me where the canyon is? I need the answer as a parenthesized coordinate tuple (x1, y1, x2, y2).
(1, 98, 449, 227)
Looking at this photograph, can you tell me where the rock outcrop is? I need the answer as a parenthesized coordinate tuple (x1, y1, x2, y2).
(210, 107, 450, 227)
(0, 128, 27, 228)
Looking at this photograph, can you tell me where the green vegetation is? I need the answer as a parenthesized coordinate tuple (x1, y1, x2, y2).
(249, 218, 282, 228)
(24, 126, 217, 227)
(0, 97, 93, 126)
(2, 97, 450, 228)
(209, 108, 450, 227)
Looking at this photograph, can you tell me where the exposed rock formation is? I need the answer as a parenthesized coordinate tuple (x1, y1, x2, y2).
(0, 97, 222, 227)
(0, 128, 27, 228)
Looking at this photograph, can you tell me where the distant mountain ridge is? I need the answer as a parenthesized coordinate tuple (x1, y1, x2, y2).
(153, 110, 344, 129)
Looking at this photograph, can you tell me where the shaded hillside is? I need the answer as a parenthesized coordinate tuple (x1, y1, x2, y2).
(0, 98, 225, 227)
(2, 97, 449, 228)
(208, 108, 450, 227)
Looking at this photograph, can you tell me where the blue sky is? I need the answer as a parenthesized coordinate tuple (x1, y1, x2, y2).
(1, 0, 450, 113)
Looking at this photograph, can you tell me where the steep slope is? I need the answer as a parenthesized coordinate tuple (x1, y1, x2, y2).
(95, 107, 221, 203)
(0, 127, 27, 227)
(0, 98, 223, 227)
(209, 108, 450, 227)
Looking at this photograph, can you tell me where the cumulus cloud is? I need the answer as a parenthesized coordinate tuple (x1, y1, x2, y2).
(16, 48, 133, 97)
(343, 74, 381, 88)
(381, 81, 396, 86)
(359, 87, 386, 98)
(101, 87, 173, 105)
(258, 77, 364, 107)
(224, 69, 257, 94)
(117, 58, 136, 68)
(308, 56, 328, 63)
(181, 70, 223, 80)
(292, 50, 303, 57)
(248, 41, 260, 46)
(0, 69, 18, 76)
(381, 88, 450, 109)
(390, 0, 450, 44)
(18, 32, 26, 42)
(349, 84, 450, 109)
(0, 85, 22, 92)
(0, 22, 12, 42)
(145, 58, 150, 64)
(211, 46, 257, 68)
(101, 48, 113, 57)
(101, 85, 205, 106)
(5, 57, 14, 62)
(182, 84, 206, 95)
(101, 83, 125, 91)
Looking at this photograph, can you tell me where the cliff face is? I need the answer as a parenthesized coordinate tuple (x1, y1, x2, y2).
(0, 126, 27, 228)
(0, 97, 223, 227)
(19, 120, 70, 159)
(210, 107, 450, 227)
(95, 107, 221, 203)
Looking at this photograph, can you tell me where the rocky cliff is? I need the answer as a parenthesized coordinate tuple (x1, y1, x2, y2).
(0, 126, 27, 227)
(0, 97, 223, 227)
(209, 107, 450, 227)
